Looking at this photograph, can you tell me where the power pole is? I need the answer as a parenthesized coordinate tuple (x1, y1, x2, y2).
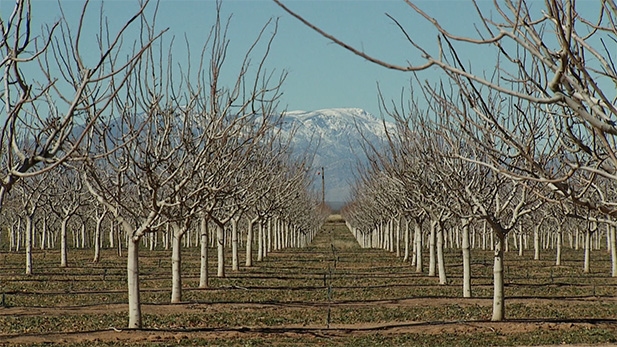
(321, 166, 325, 206)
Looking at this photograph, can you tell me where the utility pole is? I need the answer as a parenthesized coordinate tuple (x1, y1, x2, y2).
(321, 167, 325, 206)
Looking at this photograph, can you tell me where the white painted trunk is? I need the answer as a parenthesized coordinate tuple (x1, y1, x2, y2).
(231, 218, 239, 271)
(60, 217, 69, 267)
(518, 232, 524, 257)
(41, 218, 47, 250)
(437, 223, 447, 285)
(610, 225, 617, 277)
(491, 232, 505, 321)
(127, 238, 142, 329)
(257, 222, 264, 261)
(389, 220, 395, 252)
(267, 218, 272, 254)
(429, 220, 437, 277)
(246, 219, 254, 267)
(171, 230, 183, 303)
(415, 222, 422, 273)
(93, 214, 105, 263)
(556, 223, 562, 266)
(25, 215, 33, 275)
(482, 222, 487, 250)
(403, 219, 409, 262)
(396, 217, 401, 258)
(462, 219, 471, 298)
(217, 224, 225, 277)
(534, 225, 540, 260)
(584, 231, 591, 273)
(199, 216, 209, 288)
(80, 224, 86, 249)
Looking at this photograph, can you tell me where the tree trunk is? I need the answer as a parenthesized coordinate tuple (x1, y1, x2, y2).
(389, 220, 394, 252)
(518, 231, 524, 257)
(217, 224, 225, 277)
(584, 230, 591, 273)
(25, 214, 33, 275)
(492, 231, 505, 321)
(437, 222, 447, 285)
(93, 212, 106, 263)
(428, 220, 437, 277)
(246, 218, 255, 267)
(80, 223, 86, 249)
(415, 221, 422, 273)
(199, 216, 209, 288)
(556, 223, 562, 266)
(109, 221, 115, 249)
(610, 225, 617, 277)
(231, 218, 239, 271)
(267, 218, 272, 254)
(396, 217, 401, 258)
(534, 225, 540, 260)
(403, 218, 410, 262)
(127, 237, 142, 329)
(41, 217, 47, 250)
(171, 227, 184, 303)
(60, 216, 69, 267)
(257, 221, 264, 262)
(462, 218, 471, 298)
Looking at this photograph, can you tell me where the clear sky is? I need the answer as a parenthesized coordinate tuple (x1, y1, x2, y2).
(5, 0, 503, 119)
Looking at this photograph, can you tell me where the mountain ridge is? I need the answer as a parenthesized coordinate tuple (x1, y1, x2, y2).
(280, 108, 392, 206)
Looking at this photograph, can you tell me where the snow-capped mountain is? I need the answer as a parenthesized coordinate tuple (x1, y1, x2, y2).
(280, 108, 393, 208)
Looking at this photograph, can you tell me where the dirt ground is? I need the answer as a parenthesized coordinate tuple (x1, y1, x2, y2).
(1, 215, 617, 346)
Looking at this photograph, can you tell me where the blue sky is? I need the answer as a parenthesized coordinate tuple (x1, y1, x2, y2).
(8, 0, 500, 119)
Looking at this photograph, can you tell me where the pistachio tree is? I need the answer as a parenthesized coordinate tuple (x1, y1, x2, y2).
(0, 0, 163, 210)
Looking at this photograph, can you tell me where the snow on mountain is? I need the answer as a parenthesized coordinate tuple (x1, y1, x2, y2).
(280, 108, 393, 207)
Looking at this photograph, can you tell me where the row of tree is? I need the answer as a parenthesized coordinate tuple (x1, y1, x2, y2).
(304, 0, 617, 322)
(1, 0, 327, 328)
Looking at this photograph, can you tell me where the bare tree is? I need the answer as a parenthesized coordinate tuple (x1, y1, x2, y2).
(276, 0, 617, 216)
(14, 175, 48, 274)
(81, 3, 287, 325)
(49, 167, 86, 268)
(0, 0, 164, 210)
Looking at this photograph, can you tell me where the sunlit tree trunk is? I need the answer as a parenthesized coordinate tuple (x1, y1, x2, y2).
(534, 224, 540, 260)
(415, 221, 422, 273)
(80, 223, 86, 249)
(257, 221, 264, 261)
(93, 211, 107, 263)
(492, 231, 505, 321)
(199, 215, 209, 288)
(437, 222, 447, 285)
(518, 230, 524, 257)
(231, 217, 239, 271)
(584, 230, 592, 273)
(60, 216, 69, 267)
(217, 224, 225, 277)
(127, 237, 141, 329)
(25, 214, 33, 275)
(462, 218, 472, 297)
(246, 217, 257, 267)
(611, 225, 617, 277)
(41, 217, 47, 250)
(396, 217, 401, 258)
(428, 219, 437, 277)
(556, 223, 563, 266)
(267, 218, 272, 254)
(403, 218, 410, 262)
(171, 224, 185, 303)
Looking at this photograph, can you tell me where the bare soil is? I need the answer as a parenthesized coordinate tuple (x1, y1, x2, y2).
(1, 215, 617, 346)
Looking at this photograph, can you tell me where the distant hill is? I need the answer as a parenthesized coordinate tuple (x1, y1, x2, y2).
(280, 108, 393, 206)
